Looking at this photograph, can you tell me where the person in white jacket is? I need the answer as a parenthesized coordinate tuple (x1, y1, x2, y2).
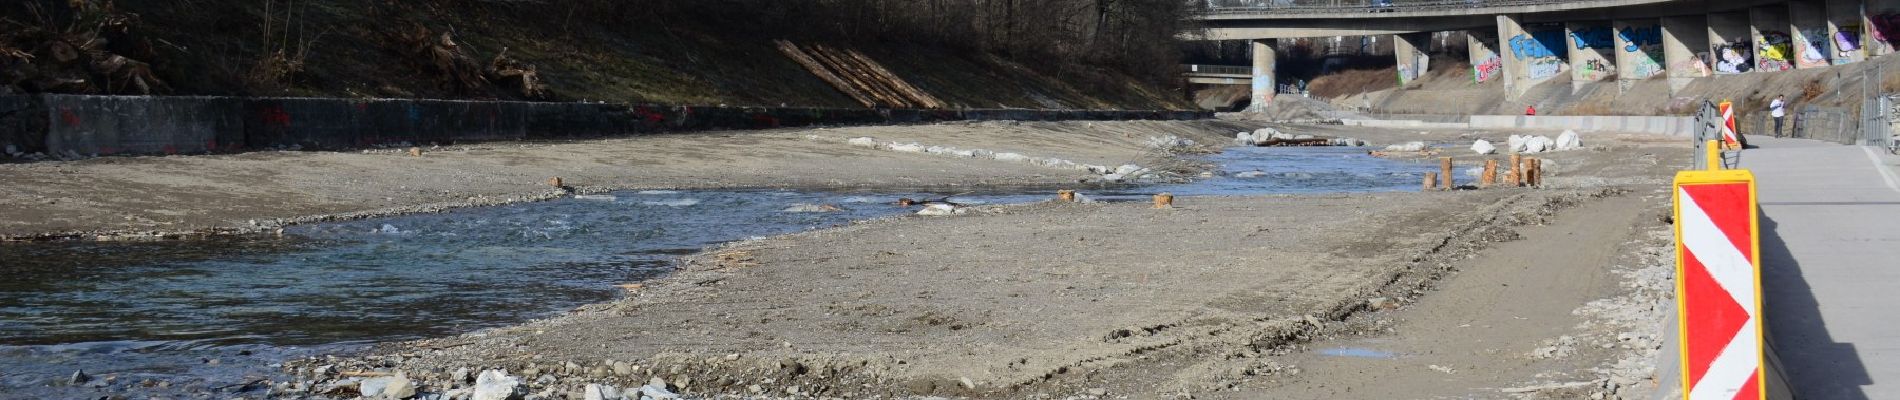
(1770, 95, 1786, 139)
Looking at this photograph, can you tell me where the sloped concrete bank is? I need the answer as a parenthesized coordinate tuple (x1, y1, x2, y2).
(0, 94, 1209, 158)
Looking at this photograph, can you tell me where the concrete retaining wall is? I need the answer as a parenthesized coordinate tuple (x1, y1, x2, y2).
(1468, 115, 1697, 136)
(1341, 115, 1695, 137)
(0, 95, 1209, 157)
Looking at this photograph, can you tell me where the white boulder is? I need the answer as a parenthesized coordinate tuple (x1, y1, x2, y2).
(1470, 139, 1496, 155)
(1555, 130, 1582, 150)
(993, 152, 1030, 162)
(888, 143, 926, 153)
(846, 137, 878, 148)
(1383, 141, 1427, 152)
(584, 384, 621, 400)
(1506, 135, 1528, 153)
(1114, 164, 1143, 176)
(473, 370, 520, 400)
(917, 204, 967, 216)
(1522, 136, 1554, 153)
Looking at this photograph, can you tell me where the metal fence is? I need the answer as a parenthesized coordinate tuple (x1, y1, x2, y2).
(1184, 64, 1251, 75)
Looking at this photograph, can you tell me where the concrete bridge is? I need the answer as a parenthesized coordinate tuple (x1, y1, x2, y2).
(1197, 0, 1900, 109)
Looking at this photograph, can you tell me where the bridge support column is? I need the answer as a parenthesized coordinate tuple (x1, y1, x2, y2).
(1469, 29, 1504, 84)
(1567, 20, 1616, 90)
(1792, 0, 1833, 68)
(1709, 11, 1755, 74)
(1826, 0, 1865, 64)
(1752, 5, 1795, 71)
(1395, 32, 1432, 87)
(1249, 39, 1276, 112)
(1662, 15, 1711, 92)
(1614, 19, 1666, 88)
(1498, 14, 1528, 98)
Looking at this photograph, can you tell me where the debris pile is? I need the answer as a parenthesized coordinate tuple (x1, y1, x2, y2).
(1, 1, 170, 95)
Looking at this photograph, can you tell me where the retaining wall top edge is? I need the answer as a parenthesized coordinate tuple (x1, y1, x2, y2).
(8, 94, 1205, 115)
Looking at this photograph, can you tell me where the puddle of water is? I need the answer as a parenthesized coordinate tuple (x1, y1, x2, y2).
(1316, 347, 1402, 359)
(0, 145, 1433, 396)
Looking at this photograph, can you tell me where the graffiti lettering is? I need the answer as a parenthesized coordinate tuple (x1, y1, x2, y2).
(1617, 25, 1662, 52)
(1508, 29, 1566, 60)
(1474, 54, 1503, 83)
(1570, 26, 1615, 49)
(1528, 58, 1563, 80)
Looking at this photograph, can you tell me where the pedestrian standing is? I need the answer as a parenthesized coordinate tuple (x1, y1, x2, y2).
(1525, 105, 1536, 116)
(1769, 95, 1787, 138)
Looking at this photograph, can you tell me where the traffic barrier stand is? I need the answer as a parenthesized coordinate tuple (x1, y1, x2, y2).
(1672, 140, 1764, 400)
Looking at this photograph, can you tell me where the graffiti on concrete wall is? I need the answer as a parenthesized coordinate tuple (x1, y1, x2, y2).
(1714, 39, 1753, 74)
(1757, 30, 1794, 71)
(1674, 52, 1713, 77)
(1569, 26, 1615, 49)
(1509, 28, 1568, 81)
(1474, 53, 1503, 83)
(1836, 24, 1862, 64)
(1577, 58, 1615, 81)
(1795, 27, 1831, 68)
(1398, 51, 1429, 85)
(1618, 25, 1665, 79)
(1871, 13, 1900, 55)
(1617, 25, 1662, 52)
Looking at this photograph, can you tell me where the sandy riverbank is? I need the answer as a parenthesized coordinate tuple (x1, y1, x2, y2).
(1, 120, 1273, 240)
(251, 131, 1690, 399)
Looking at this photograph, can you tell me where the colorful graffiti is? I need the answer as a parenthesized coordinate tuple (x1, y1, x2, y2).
(1474, 53, 1503, 83)
(1508, 30, 1565, 60)
(1673, 52, 1713, 77)
(1577, 58, 1615, 81)
(1528, 58, 1564, 80)
(1509, 28, 1567, 81)
(1618, 24, 1665, 79)
(1836, 24, 1862, 64)
(1398, 51, 1430, 85)
(1757, 30, 1794, 71)
(1795, 27, 1831, 68)
(1871, 13, 1900, 55)
(1617, 25, 1663, 52)
(1714, 40, 1753, 74)
(1569, 26, 1615, 49)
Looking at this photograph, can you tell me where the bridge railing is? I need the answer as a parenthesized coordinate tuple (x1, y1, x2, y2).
(1184, 64, 1252, 75)
(1202, 0, 1566, 14)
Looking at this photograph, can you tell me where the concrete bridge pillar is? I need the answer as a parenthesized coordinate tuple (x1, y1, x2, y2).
(1662, 15, 1712, 92)
(1791, 0, 1833, 68)
(1567, 21, 1617, 90)
(1709, 11, 1756, 74)
(1827, 0, 1866, 64)
(1614, 19, 1666, 85)
(1250, 39, 1277, 112)
(1468, 29, 1505, 84)
(1395, 32, 1432, 87)
(1752, 5, 1796, 71)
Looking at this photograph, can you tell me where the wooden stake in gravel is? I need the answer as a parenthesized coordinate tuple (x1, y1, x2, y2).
(1508, 154, 1522, 187)
(1528, 158, 1542, 187)
(1481, 159, 1498, 187)
(1058, 190, 1076, 202)
(1423, 172, 1438, 191)
(1152, 193, 1174, 209)
(1439, 157, 1454, 190)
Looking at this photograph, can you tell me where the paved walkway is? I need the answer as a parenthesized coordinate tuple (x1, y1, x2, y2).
(1743, 137, 1900, 400)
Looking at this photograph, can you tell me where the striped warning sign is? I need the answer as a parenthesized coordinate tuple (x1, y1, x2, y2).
(1673, 168, 1764, 400)
(1718, 100, 1740, 148)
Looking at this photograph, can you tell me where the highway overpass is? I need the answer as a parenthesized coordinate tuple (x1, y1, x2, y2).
(1197, 0, 1900, 109)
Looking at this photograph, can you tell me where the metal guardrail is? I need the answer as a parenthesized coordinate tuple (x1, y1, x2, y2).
(1201, 0, 1569, 15)
(1184, 64, 1252, 75)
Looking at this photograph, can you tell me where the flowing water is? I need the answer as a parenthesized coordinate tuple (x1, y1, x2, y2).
(0, 146, 1439, 396)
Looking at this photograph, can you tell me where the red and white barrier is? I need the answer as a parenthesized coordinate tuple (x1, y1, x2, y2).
(1674, 165, 1764, 400)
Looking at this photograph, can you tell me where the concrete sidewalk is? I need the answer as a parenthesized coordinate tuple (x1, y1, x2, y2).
(1743, 137, 1900, 400)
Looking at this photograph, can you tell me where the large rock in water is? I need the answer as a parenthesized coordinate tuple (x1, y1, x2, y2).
(473, 370, 521, 400)
(1470, 139, 1497, 155)
(1555, 129, 1582, 150)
